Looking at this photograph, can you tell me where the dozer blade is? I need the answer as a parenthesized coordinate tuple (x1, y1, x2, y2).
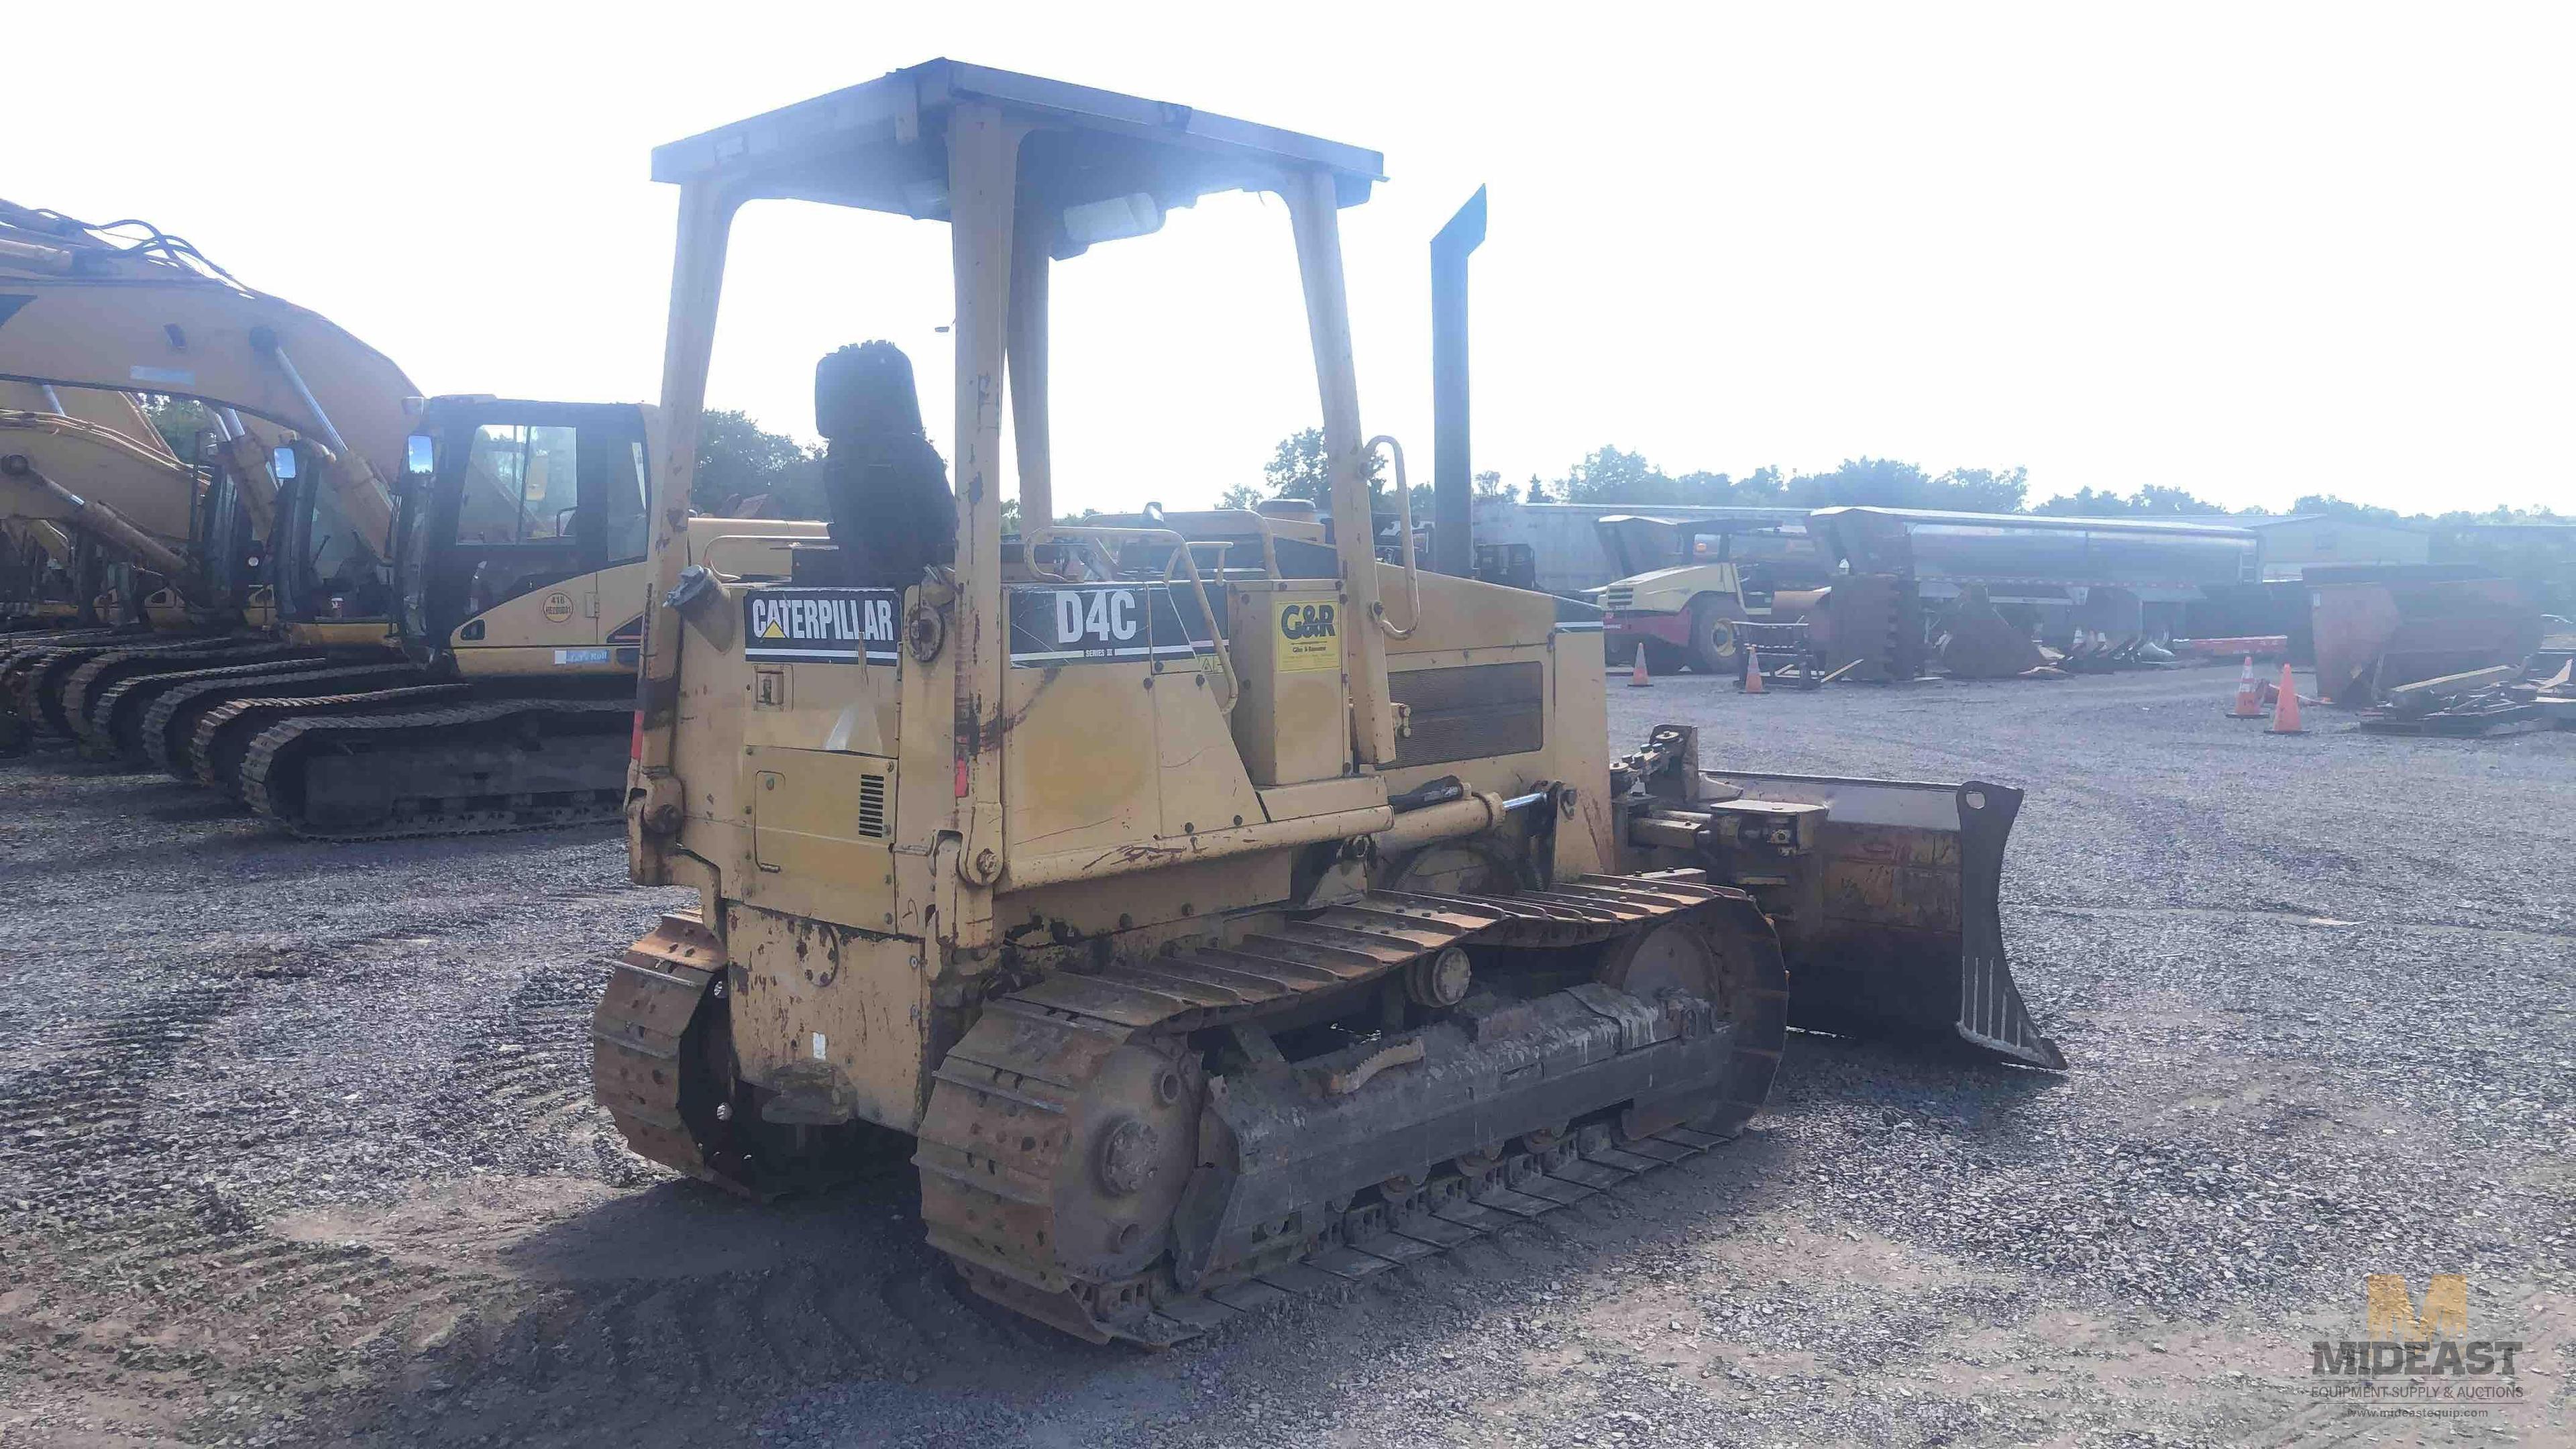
(1699, 771, 2064, 1069)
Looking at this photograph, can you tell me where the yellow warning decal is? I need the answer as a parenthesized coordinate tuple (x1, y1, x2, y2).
(1277, 600, 1340, 673)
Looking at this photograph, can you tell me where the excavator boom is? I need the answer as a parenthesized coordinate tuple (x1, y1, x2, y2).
(0, 276, 408, 555)
(0, 203, 412, 557)
(0, 417, 198, 585)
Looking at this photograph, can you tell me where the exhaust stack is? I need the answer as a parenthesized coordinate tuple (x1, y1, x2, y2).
(1430, 186, 1485, 578)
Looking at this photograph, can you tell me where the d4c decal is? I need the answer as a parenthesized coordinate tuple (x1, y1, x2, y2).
(1008, 586, 1212, 666)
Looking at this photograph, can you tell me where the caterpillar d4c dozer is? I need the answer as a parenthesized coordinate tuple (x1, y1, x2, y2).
(601, 60, 2063, 1346)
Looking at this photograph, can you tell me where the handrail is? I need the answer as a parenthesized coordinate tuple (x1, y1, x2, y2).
(1019, 531, 1122, 584)
(1024, 509, 1283, 581)
(1170, 538, 1232, 586)
(697, 531, 823, 582)
(1023, 523, 1241, 713)
(1364, 435, 1421, 638)
(1187, 508, 1283, 578)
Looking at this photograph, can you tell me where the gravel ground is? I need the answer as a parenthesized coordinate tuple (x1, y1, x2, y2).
(0, 665, 2568, 1447)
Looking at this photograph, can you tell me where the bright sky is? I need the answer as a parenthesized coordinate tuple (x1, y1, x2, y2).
(15, 2, 2572, 516)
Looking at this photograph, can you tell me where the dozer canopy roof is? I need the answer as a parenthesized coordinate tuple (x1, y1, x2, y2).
(650, 58, 1385, 249)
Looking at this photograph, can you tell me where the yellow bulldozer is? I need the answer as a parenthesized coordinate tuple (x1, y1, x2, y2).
(596, 60, 2061, 1346)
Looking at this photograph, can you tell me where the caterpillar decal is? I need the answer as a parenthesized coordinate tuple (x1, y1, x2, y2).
(742, 588, 902, 663)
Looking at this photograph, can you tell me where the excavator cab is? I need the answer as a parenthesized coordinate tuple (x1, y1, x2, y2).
(269, 439, 391, 631)
(184, 435, 271, 625)
(391, 396, 653, 675)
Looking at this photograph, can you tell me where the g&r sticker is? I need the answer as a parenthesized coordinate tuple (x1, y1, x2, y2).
(542, 591, 575, 623)
(1277, 600, 1340, 673)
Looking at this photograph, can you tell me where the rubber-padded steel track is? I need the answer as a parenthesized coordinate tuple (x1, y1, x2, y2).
(1057, 1116, 1732, 1347)
(239, 696, 632, 839)
(592, 914, 737, 1187)
(595, 883, 1789, 1347)
(912, 876, 1784, 1344)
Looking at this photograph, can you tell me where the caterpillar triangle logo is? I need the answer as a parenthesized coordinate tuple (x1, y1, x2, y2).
(759, 617, 786, 639)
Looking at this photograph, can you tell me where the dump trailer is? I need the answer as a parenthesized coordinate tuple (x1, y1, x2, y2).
(598, 61, 2061, 1347)
(1809, 506, 2258, 667)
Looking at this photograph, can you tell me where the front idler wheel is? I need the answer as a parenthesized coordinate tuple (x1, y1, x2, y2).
(1593, 906, 1787, 1140)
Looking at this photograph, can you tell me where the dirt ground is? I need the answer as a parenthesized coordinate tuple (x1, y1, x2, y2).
(1, 665, 2568, 1447)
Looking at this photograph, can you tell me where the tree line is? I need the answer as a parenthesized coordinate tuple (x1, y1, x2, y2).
(688, 413, 2563, 530)
(1474, 443, 2561, 528)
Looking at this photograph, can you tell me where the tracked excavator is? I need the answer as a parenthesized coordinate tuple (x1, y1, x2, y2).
(595, 62, 2063, 1347)
(0, 380, 246, 749)
(0, 201, 808, 835)
(0, 380, 204, 623)
(0, 202, 361, 743)
(0, 518, 82, 625)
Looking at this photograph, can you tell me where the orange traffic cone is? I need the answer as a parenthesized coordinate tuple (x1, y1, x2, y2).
(2228, 655, 2262, 718)
(2266, 663, 2306, 735)
(1627, 646, 1652, 688)
(1741, 646, 1765, 694)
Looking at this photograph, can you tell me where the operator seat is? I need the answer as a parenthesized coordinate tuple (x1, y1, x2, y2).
(814, 341, 958, 588)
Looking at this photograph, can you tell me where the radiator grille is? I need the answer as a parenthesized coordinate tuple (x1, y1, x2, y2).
(857, 773, 890, 838)
(1602, 587, 1634, 610)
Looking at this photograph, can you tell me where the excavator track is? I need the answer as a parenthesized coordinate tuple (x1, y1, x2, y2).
(239, 696, 632, 839)
(0, 625, 119, 655)
(91, 655, 374, 765)
(8, 637, 208, 738)
(0, 630, 118, 672)
(597, 877, 1790, 1346)
(132, 659, 405, 775)
(186, 678, 469, 794)
(42, 637, 292, 739)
